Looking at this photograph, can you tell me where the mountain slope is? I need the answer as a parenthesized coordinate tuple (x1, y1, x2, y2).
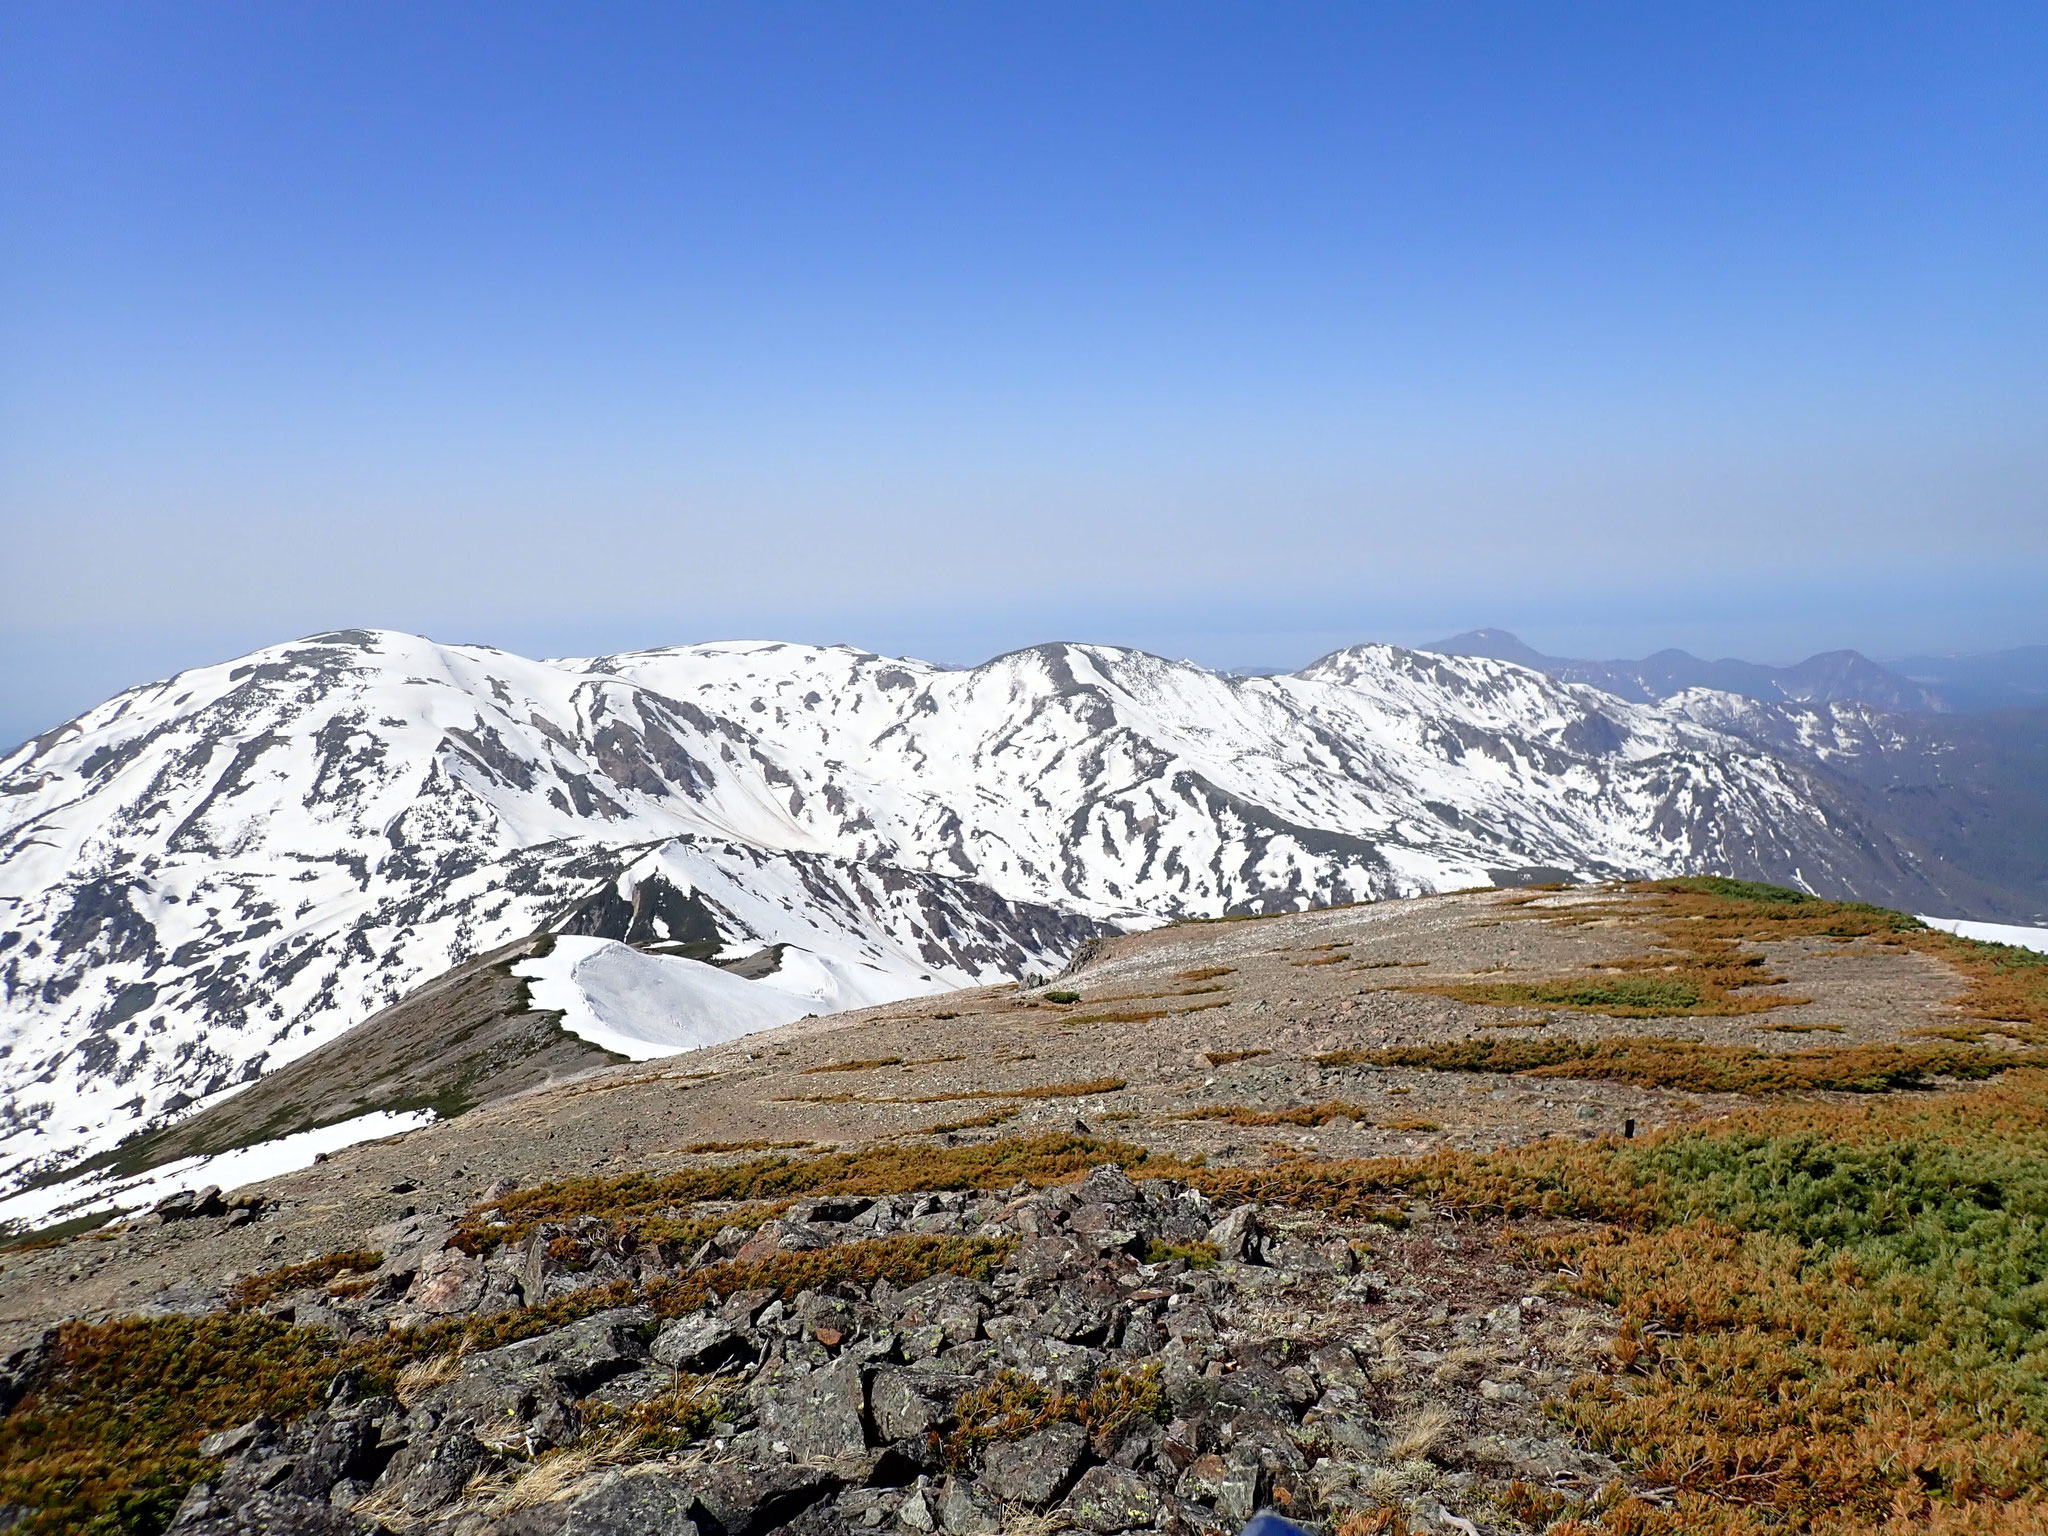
(0, 628, 1994, 1187)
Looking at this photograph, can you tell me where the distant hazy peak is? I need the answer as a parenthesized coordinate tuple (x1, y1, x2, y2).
(1421, 630, 1946, 714)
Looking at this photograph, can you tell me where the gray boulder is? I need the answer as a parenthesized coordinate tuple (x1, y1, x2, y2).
(757, 1357, 870, 1460)
(980, 1421, 1089, 1506)
(693, 1459, 839, 1536)
(1062, 1465, 1161, 1532)
(370, 1429, 487, 1513)
(652, 1313, 748, 1372)
(1206, 1206, 1265, 1265)
(933, 1476, 1000, 1535)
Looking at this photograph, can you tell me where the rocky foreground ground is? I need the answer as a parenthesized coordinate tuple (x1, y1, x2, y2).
(156, 1165, 1617, 1536)
(1, 883, 2026, 1536)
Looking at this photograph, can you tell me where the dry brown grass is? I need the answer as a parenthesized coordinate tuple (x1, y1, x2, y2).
(1202, 1048, 1271, 1066)
(1318, 1035, 2041, 1095)
(1059, 1001, 1231, 1027)
(896, 1077, 1127, 1105)
(225, 1249, 384, 1312)
(393, 1351, 461, 1404)
(1387, 1403, 1456, 1461)
(1177, 1100, 1374, 1127)
(913, 1107, 1020, 1134)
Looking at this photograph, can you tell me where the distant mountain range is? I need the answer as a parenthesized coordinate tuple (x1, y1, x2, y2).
(1426, 630, 2048, 714)
(3, 626, 2045, 1191)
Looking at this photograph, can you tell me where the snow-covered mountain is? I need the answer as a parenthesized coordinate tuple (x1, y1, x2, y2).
(0, 628, 1977, 1186)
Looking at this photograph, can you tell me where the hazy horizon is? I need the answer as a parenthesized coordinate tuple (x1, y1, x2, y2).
(5, 5, 2045, 749)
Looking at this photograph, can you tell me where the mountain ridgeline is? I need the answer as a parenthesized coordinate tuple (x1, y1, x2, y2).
(0, 628, 2036, 1186)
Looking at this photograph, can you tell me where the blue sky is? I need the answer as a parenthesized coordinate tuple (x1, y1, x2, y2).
(3, 3, 2045, 745)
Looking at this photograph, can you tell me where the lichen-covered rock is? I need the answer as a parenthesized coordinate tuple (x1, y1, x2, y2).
(1062, 1464, 1161, 1532)
(693, 1458, 840, 1536)
(933, 1475, 1000, 1535)
(652, 1312, 748, 1372)
(1206, 1205, 1265, 1265)
(757, 1357, 870, 1460)
(369, 1428, 486, 1513)
(869, 1366, 960, 1444)
(981, 1420, 1089, 1506)
(559, 1468, 704, 1536)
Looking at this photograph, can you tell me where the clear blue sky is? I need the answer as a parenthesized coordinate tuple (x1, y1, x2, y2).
(4, 3, 2045, 745)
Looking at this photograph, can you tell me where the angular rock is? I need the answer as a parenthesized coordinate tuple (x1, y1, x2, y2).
(934, 1476, 1000, 1535)
(1062, 1465, 1161, 1532)
(559, 1468, 704, 1536)
(788, 1196, 873, 1225)
(198, 1416, 278, 1461)
(1176, 1452, 1229, 1505)
(758, 1358, 870, 1460)
(168, 1490, 375, 1534)
(736, 1221, 831, 1264)
(1309, 1342, 1367, 1392)
(1012, 1236, 1090, 1285)
(1205, 1206, 1265, 1265)
(372, 1429, 487, 1513)
(652, 1314, 748, 1372)
(694, 1459, 838, 1536)
(896, 1481, 937, 1532)
(484, 1306, 654, 1392)
(1039, 1283, 1117, 1345)
(869, 1367, 957, 1444)
(981, 1421, 1089, 1507)
(888, 1275, 989, 1345)
(278, 1417, 380, 1500)
(0, 1332, 52, 1419)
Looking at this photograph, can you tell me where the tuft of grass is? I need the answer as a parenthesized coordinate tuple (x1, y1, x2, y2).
(802, 1057, 903, 1074)
(1655, 875, 1816, 904)
(896, 1078, 1127, 1105)
(1177, 967, 1236, 982)
(1424, 973, 1804, 1018)
(1178, 1100, 1375, 1127)
(1141, 1240, 1218, 1268)
(913, 1107, 1021, 1135)
(574, 1377, 721, 1455)
(944, 1363, 1166, 1468)
(679, 1139, 812, 1154)
(1041, 990, 1081, 1004)
(1317, 1036, 2041, 1095)
(1202, 1048, 1271, 1066)
(226, 1249, 383, 1312)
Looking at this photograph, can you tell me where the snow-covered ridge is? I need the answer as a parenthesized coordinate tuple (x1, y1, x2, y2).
(0, 628, 1962, 1187)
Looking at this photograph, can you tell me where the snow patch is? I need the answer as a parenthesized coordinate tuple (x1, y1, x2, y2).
(0, 1109, 435, 1236)
(1916, 916, 2048, 956)
(516, 937, 819, 1061)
